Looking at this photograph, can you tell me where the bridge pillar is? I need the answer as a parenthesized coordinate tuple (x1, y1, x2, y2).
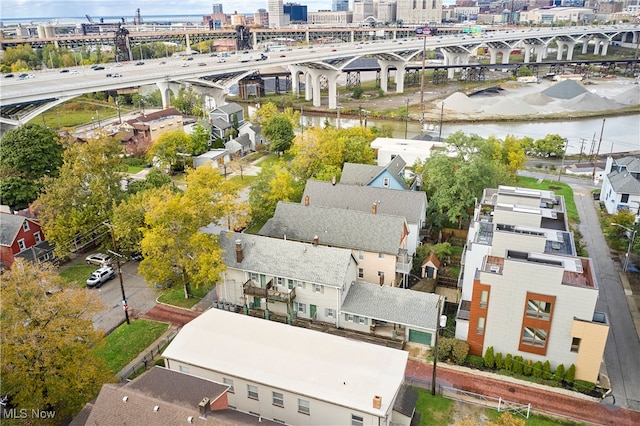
(499, 49, 512, 64)
(289, 65, 305, 98)
(378, 60, 392, 93)
(395, 62, 406, 94)
(379, 60, 408, 93)
(556, 41, 566, 60)
(488, 48, 499, 64)
(565, 41, 576, 60)
(156, 81, 172, 109)
(305, 72, 313, 101)
(441, 50, 470, 79)
(307, 69, 324, 108)
(535, 46, 546, 63)
(600, 40, 610, 56)
(582, 40, 589, 54)
(185, 33, 192, 54)
(593, 40, 601, 55)
(325, 70, 341, 109)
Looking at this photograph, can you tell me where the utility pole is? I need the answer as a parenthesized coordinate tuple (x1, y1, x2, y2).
(592, 118, 605, 180)
(105, 222, 130, 325)
(578, 138, 586, 164)
(404, 98, 409, 139)
(437, 102, 444, 142)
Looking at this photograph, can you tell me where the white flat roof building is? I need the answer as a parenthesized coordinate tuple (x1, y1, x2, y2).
(371, 137, 448, 168)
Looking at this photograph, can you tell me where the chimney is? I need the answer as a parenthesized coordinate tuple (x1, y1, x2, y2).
(235, 239, 243, 263)
(331, 175, 337, 185)
(198, 397, 210, 416)
(372, 202, 377, 215)
(304, 195, 309, 206)
(313, 235, 319, 246)
(373, 395, 382, 409)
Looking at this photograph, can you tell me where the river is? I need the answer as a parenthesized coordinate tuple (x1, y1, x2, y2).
(300, 113, 640, 155)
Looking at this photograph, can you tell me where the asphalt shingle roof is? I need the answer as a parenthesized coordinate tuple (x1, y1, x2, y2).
(608, 171, 640, 195)
(341, 282, 441, 330)
(210, 117, 232, 130)
(215, 103, 243, 115)
(613, 156, 640, 173)
(302, 180, 427, 224)
(393, 385, 418, 417)
(218, 231, 355, 287)
(340, 163, 385, 185)
(260, 202, 406, 255)
(0, 213, 27, 246)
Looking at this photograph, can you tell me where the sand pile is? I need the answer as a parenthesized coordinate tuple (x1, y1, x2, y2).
(521, 92, 554, 106)
(613, 85, 640, 105)
(542, 80, 589, 99)
(482, 98, 538, 116)
(440, 92, 478, 113)
(562, 92, 625, 111)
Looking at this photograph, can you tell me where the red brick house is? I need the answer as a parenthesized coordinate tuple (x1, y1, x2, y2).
(0, 213, 45, 270)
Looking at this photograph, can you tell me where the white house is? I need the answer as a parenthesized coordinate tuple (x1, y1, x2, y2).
(600, 156, 640, 216)
(370, 137, 447, 169)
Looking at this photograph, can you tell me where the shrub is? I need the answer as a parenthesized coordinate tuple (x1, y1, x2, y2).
(352, 86, 364, 99)
(532, 361, 543, 378)
(565, 364, 576, 383)
(466, 355, 485, 369)
(542, 360, 552, 380)
(451, 339, 469, 365)
(437, 337, 454, 362)
(495, 353, 504, 369)
(522, 359, 533, 376)
(512, 356, 524, 375)
(504, 354, 513, 371)
(554, 363, 566, 382)
(573, 380, 595, 394)
(484, 346, 495, 369)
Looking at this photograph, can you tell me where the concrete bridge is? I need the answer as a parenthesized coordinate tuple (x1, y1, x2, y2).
(1, 25, 638, 132)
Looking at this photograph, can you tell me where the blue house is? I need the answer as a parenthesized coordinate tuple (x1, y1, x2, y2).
(340, 156, 410, 190)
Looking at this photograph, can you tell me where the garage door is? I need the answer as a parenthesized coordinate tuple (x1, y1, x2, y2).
(408, 329, 432, 346)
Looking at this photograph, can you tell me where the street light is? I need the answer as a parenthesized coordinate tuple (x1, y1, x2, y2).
(104, 222, 130, 325)
(611, 222, 638, 272)
(431, 295, 447, 395)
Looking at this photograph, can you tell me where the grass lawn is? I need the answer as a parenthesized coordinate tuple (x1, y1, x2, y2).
(516, 176, 579, 223)
(59, 264, 96, 287)
(228, 174, 257, 189)
(157, 284, 215, 309)
(127, 165, 145, 173)
(256, 153, 293, 168)
(94, 319, 169, 375)
(414, 388, 453, 426)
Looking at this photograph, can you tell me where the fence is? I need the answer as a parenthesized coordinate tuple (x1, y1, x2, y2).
(440, 385, 531, 419)
(119, 329, 179, 381)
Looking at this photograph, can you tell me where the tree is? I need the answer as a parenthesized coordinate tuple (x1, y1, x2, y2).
(533, 134, 566, 157)
(263, 116, 295, 153)
(138, 166, 243, 298)
(190, 121, 210, 156)
(173, 87, 203, 116)
(38, 136, 124, 256)
(484, 346, 495, 369)
(554, 363, 566, 382)
(112, 191, 148, 257)
(565, 364, 576, 383)
(0, 123, 64, 209)
(0, 261, 110, 418)
(147, 129, 193, 170)
(127, 168, 173, 195)
(249, 163, 302, 225)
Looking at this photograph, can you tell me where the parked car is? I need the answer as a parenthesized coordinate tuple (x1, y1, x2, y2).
(59, 69, 70, 73)
(198, 62, 206, 66)
(86, 266, 116, 288)
(135, 61, 145, 66)
(93, 66, 105, 70)
(217, 58, 226, 63)
(85, 253, 112, 266)
(4, 73, 14, 78)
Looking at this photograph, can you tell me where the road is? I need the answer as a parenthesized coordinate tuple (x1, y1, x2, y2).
(520, 170, 640, 411)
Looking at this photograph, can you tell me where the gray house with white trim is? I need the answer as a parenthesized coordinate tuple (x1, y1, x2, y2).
(600, 156, 640, 215)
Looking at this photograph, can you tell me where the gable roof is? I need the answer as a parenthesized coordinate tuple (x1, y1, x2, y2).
(607, 170, 640, 195)
(0, 213, 33, 247)
(302, 180, 427, 224)
(162, 308, 408, 417)
(393, 385, 418, 418)
(421, 252, 441, 269)
(260, 202, 406, 255)
(210, 117, 232, 130)
(613, 156, 640, 173)
(341, 156, 408, 189)
(126, 108, 181, 125)
(340, 281, 441, 330)
(214, 103, 243, 115)
(217, 231, 355, 287)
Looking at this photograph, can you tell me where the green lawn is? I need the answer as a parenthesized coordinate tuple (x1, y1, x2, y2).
(127, 165, 145, 173)
(228, 174, 257, 189)
(59, 264, 96, 287)
(516, 176, 579, 223)
(157, 284, 215, 309)
(94, 319, 169, 375)
(256, 153, 293, 168)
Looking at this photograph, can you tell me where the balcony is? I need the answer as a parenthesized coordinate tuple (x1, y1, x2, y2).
(242, 280, 296, 303)
(396, 249, 412, 274)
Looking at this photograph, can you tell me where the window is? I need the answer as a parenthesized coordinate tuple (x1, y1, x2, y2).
(378, 271, 384, 284)
(480, 290, 489, 309)
(298, 399, 310, 415)
(325, 308, 335, 318)
(312, 284, 323, 293)
(276, 277, 285, 286)
(22, 221, 30, 232)
(571, 337, 581, 353)
(272, 391, 284, 407)
(179, 365, 189, 373)
(621, 193, 630, 203)
(249, 272, 259, 282)
(288, 279, 295, 289)
(382, 177, 390, 187)
(358, 250, 364, 260)
(223, 378, 234, 393)
(378, 252, 385, 259)
(345, 313, 354, 322)
(477, 317, 485, 335)
(247, 384, 259, 400)
(294, 302, 306, 313)
(358, 268, 364, 279)
(526, 299, 552, 320)
(522, 327, 547, 347)
(351, 414, 364, 426)
(297, 281, 306, 289)
(34, 232, 42, 243)
(17, 239, 26, 251)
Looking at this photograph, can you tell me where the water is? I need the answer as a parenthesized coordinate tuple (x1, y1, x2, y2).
(301, 114, 640, 155)
(1, 15, 209, 26)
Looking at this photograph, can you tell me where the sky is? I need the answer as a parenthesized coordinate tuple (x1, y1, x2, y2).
(0, 0, 332, 20)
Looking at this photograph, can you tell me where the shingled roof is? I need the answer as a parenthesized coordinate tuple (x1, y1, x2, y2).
(0, 213, 32, 247)
(341, 156, 408, 189)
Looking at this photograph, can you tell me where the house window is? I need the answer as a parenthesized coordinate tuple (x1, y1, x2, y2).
(288, 279, 295, 289)
(34, 232, 42, 243)
(358, 268, 364, 279)
(247, 384, 259, 400)
(179, 365, 189, 373)
(345, 313, 354, 322)
(294, 302, 306, 313)
(378, 271, 384, 284)
(571, 337, 581, 353)
(383, 177, 390, 187)
(276, 277, 285, 286)
(522, 327, 547, 347)
(477, 317, 485, 335)
(351, 414, 364, 426)
(272, 392, 284, 407)
(298, 399, 310, 415)
(358, 250, 364, 260)
(526, 299, 552, 320)
(22, 221, 30, 232)
(480, 291, 489, 309)
(325, 308, 335, 318)
(621, 193, 630, 203)
(312, 284, 323, 293)
(378, 252, 385, 259)
(17, 239, 26, 252)
(296, 281, 306, 289)
(249, 272, 259, 282)
(223, 378, 234, 393)
(357, 315, 367, 325)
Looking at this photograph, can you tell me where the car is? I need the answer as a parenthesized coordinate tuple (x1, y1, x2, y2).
(105, 73, 113, 77)
(4, 73, 14, 78)
(181, 63, 190, 67)
(331, 49, 337, 52)
(112, 73, 122, 77)
(69, 70, 80, 74)
(217, 58, 226, 63)
(86, 266, 116, 288)
(159, 61, 166, 65)
(135, 61, 145, 66)
(186, 57, 194, 61)
(93, 66, 105, 70)
(85, 253, 113, 266)
(114, 63, 123, 67)
(198, 62, 206, 66)
(59, 69, 69, 73)
(355, 46, 362, 49)
(279, 54, 286, 58)
(209, 53, 218, 57)
(130, 252, 143, 261)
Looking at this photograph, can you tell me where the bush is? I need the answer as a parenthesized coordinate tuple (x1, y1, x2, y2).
(437, 337, 454, 362)
(484, 346, 495, 369)
(573, 379, 595, 394)
(466, 355, 485, 369)
(504, 354, 513, 371)
(495, 353, 504, 369)
(565, 364, 576, 383)
(532, 361, 543, 378)
(554, 363, 565, 382)
(352, 86, 364, 99)
(522, 359, 533, 376)
(451, 339, 469, 365)
(512, 356, 524, 375)
(542, 360, 552, 380)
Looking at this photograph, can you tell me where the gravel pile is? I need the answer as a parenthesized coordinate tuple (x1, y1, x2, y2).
(440, 92, 478, 113)
(613, 85, 640, 105)
(482, 98, 538, 116)
(521, 92, 554, 106)
(541, 80, 589, 99)
(562, 92, 626, 111)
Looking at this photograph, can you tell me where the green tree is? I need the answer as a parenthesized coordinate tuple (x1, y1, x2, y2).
(148, 129, 193, 170)
(190, 121, 210, 156)
(0, 123, 64, 209)
(249, 163, 302, 225)
(504, 353, 513, 371)
(533, 134, 566, 157)
(495, 353, 504, 369)
(39, 136, 124, 256)
(0, 261, 110, 418)
(173, 87, 203, 116)
(523, 359, 533, 376)
(112, 191, 148, 257)
(513, 356, 524, 375)
(532, 360, 543, 378)
(127, 168, 173, 195)
(484, 346, 495, 369)
(263, 116, 295, 153)
(554, 363, 566, 382)
(565, 364, 576, 383)
(542, 360, 552, 380)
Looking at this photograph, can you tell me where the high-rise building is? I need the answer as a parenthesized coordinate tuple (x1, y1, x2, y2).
(284, 3, 308, 23)
(212, 3, 224, 14)
(254, 9, 270, 27)
(353, 0, 375, 22)
(396, 0, 443, 24)
(377, 1, 398, 23)
(268, 0, 285, 28)
(333, 0, 350, 11)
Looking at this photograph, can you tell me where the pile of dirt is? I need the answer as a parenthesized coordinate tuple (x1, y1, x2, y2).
(562, 92, 625, 111)
(541, 80, 589, 99)
(521, 92, 555, 106)
(613, 85, 640, 105)
(482, 98, 538, 116)
(440, 92, 479, 113)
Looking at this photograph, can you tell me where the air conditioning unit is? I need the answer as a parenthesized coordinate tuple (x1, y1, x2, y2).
(489, 265, 500, 273)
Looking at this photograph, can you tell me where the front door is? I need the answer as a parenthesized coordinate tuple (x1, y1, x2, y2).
(310, 304, 317, 319)
(253, 297, 261, 309)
